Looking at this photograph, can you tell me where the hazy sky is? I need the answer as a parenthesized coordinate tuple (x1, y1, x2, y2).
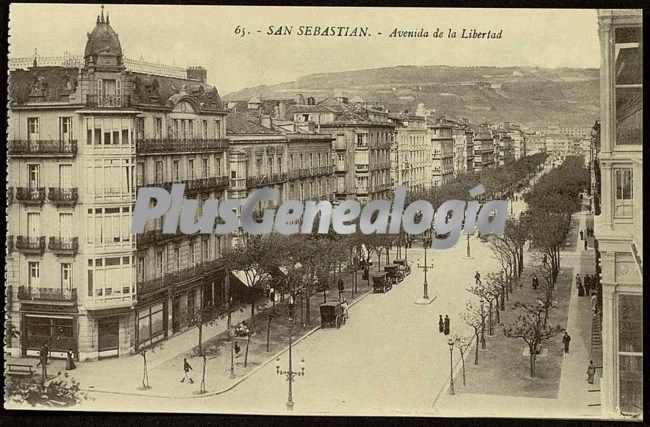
(9, 4, 599, 95)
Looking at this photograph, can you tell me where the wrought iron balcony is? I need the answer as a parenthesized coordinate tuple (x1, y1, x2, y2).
(85, 94, 133, 108)
(185, 176, 230, 195)
(136, 228, 184, 250)
(48, 187, 79, 206)
(18, 286, 77, 303)
(299, 168, 310, 178)
(7, 235, 14, 253)
(246, 173, 287, 189)
(8, 140, 78, 157)
(15, 187, 46, 205)
(137, 258, 223, 296)
(136, 138, 229, 154)
(48, 237, 79, 254)
(287, 170, 300, 180)
(15, 236, 46, 254)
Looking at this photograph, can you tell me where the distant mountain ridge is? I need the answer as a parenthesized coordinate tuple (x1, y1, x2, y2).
(224, 65, 599, 127)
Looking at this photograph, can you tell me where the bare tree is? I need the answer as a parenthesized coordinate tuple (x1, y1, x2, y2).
(453, 334, 473, 386)
(460, 300, 487, 365)
(130, 339, 164, 390)
(503, 300, 563, 378)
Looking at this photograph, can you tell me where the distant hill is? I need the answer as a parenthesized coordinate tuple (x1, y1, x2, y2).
(224, 66, 599, 127)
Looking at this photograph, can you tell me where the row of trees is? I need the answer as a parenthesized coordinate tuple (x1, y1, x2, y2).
(461, 155, 589, 378)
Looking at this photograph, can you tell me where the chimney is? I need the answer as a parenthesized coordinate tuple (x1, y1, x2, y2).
(307, 96, 316, 106)
(261, 115, 273, 129)
(186, 66, 207, 83)
(278, 101, 287, 119)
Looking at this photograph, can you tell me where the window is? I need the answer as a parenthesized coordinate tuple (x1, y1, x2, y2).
(231, 170, 237, 179)
(156, 252, 163, 277)
(173, 247, 180, 271)
(172, 160, 180, 182)
(27, 213, 40, 237)
(188, 159, 195, 180)
(60, 263, 72, 290)
(614, 26, 642, 146)
(202, 120, 208, 139)
(28, 164, 40, 189)
(202, 158, 209, 178)
(155, 161, 164, 183)
(138, 257, 146, 282)
(154, 117, 163, 138)
(618, 294, 643, 414)
(215, 120, 222, 138)
(136, 163, 145, 187)
(614, 167, 633, 218)
(27, 118, 39, 140)
(137, 302, 165, 348)
(59, 117, 72, 142)
(202, 238, 210, 261)
(189, 242, 196, 265)
(59, 213, 73, 237)
(28, 262, 40, 287)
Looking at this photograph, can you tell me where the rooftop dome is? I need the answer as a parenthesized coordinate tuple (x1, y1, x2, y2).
(84, 7, 122, 63)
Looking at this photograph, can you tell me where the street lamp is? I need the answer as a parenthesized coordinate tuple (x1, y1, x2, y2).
(416, 231, 434, 301)
(447, 337, 455, 395)
(276, 320, 305, 410)
(466, 233, 471, 258)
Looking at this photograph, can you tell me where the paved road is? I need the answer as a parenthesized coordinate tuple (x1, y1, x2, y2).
(80, 233, 504, 415)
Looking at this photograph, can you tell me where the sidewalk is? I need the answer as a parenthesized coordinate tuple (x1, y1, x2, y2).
(10, 254, 392, 398)
(434, 203, 602, 419)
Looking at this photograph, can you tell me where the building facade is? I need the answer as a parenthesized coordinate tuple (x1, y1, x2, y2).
(472, 130, 495, 172)
(429, 120, 454, 187)
(387, 113, 430, 192)
(7, 10, 232, 360)
(452, 127, 475, 176)
(594, 9, 643, 418)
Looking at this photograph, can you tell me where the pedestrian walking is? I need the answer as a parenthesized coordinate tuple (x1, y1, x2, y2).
(65, 350, 76, 371)
(234, 342, 241, 358)
(532, 275, 539, 291)
(584, 239, 588, 250)
(181, 358, 193, 383)
(576, 274, 584, 296)
(580, 230, 584, 240)
(341, 299, 349, 319)
(36, 344, 49, 367)
(562, 332, 571, 354)
(438, 315, 444, 333)
(587, 361, 596, 384)
(584, 274, 591, 296)
(443, 315, 450, 336)
(474, 271, 481, 285)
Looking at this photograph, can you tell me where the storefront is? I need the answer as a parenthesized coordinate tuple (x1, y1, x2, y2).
(20, 303, 78, 359)
(136, 301, 167, 350)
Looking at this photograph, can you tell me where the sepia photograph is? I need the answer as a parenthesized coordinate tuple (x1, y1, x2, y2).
(4, 2, 643, 421)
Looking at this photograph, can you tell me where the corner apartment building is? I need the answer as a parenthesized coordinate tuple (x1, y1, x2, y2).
(387, 113, 430, 192)
(594, 9, 643, 418)
(7, 10, 232, 360)
(494, 130, 515, 166)
(452, 126, 475, 176)
(428, 120, 454, 187)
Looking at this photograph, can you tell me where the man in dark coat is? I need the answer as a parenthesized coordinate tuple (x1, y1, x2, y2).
(580, 230, 584, 240)
(438, 315, 444, 333)
(474, 271, 481, 285)
(532, 275, 539, 290)
(443, 315, 450, 335)
(562, 332, 571, 354)
(584, 274, 591, 296)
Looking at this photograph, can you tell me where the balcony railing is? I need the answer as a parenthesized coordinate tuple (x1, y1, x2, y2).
(15, 236, 46, 254)
(15, 187, 46, 205)
(7, 235, 14, 253)
(299, 168, 310, 178)
(246, 173, 287, 188)
(8, 140, 78, 157)
(136, 138, 229, 154)
(85, 94, 133, 108)
(369, 162, 391, 171)
(287, 170, 300, 180)
(48, 237, 79, 254)
(18, 286, 77, 303)
(186, 176, 230, 195)
(137, 258, 223, 296)
(137, 229, 184, 249)
(48, 187, 79, 206)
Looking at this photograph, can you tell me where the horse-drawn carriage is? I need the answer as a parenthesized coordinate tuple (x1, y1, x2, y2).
(319, 301, 348, 329)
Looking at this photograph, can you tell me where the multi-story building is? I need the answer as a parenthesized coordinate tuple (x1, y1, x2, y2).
(472, 130, 495, 172)
(544, 133, 571, 158)
(594, 9, 643, 418)
(590, 120, 601, 215)
(226, 109, 335, 211)
(509, 129, 526, 160)
(428, 120, 454, 187)
(287, 95, 394, 203)
(494, 131, 514, 166)
(524, 132, 546, 155)
(387, 112, 430, 192)
(7, 9, 233, 360)
(452, 126, 474, 176)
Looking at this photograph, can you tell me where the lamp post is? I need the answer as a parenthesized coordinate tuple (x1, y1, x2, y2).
(417, 232, 433, 300)
(447, 337, 455, 395)
(276, 320, 305, 410)
(466, 233, 471, 258)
